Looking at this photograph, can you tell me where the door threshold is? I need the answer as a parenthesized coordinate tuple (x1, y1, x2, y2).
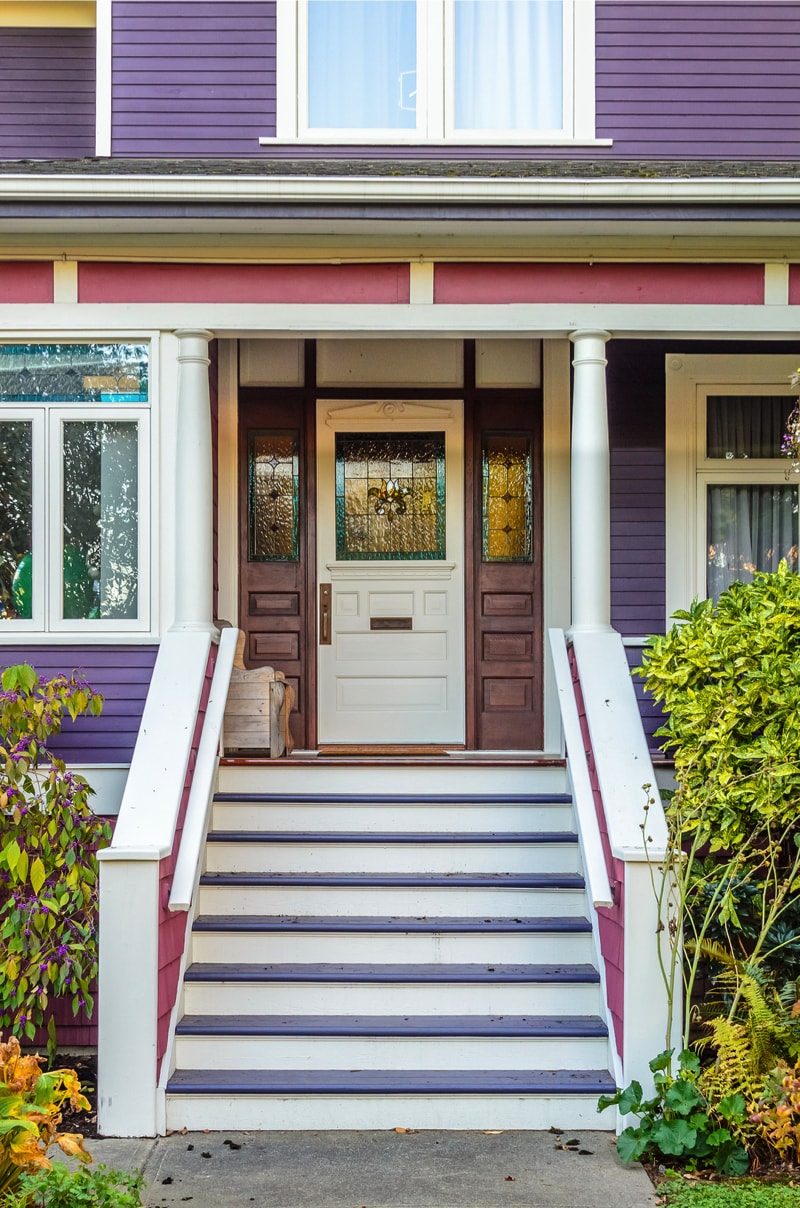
(316, 744, 464, 757)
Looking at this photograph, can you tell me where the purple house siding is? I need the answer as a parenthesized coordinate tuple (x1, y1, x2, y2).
(0, 646, 157, 763)
(0, 28, 95, 160)
(111, 2, 276, 157)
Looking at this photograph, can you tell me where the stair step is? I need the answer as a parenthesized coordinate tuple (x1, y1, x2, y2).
(184, 962, 599, 983)
(207, 831, 578, 843)
(175, 1013, 608, 1037)
(166, 1067, 615, 1096)
(199, 872, 584, 888)
(192, 914, 592, 933)
(213, 793, 572, 805)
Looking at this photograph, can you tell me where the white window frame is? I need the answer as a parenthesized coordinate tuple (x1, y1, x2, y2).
(272, 0, 604, 146)
(665, 353, 799, 619)
(0, 338, 157, 640)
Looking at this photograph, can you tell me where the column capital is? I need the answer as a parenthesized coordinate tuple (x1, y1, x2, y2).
(569, 329, 611, 344)
(174, 329, 214, 365)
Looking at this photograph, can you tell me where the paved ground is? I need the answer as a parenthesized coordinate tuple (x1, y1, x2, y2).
(82, 1129, 657, 1208)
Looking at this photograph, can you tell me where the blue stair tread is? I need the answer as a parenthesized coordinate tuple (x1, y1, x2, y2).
(207, 831, 578, 844)
(192, 914, 592, 933)
(214, 793, 572, 805)
(184, 962, 600, 983)
(167, 1068, 616, 1095)
(175, 1013, 609, 1037)
(199, 871, 585, 888)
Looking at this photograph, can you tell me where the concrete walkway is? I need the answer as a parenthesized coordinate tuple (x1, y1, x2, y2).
(82, 1129, 657, 1208)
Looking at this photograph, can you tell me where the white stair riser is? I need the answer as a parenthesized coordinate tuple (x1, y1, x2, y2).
(217, 765, 568, 797)
(204, 842, 580, 876)
(211, 803, 576, 833)
(190, 930, 594, 964)
(197, 885, 587, 916)
(173, 1034, 610, 1070)
(165, 1092, 613, 1132)
(183, 980, 602, 1015)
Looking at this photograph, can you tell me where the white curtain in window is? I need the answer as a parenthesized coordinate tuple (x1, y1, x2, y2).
(308, 0, 417, 130)
(454, 0, 563, 131)
(706, 394, 791, 459)
(707, 484, 798, 601)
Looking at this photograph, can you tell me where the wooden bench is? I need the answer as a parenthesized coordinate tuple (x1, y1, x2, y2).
(222, 631, 295, 758)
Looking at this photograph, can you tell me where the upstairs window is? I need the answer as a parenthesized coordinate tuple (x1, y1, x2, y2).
(274, 0, 598, 144)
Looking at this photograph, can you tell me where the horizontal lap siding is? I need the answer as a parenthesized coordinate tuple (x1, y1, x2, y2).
(112, 2, 276, 156)
(0, 28, 95, 159)
(595, 2, 800, 157)
(0, 646, 157, 763)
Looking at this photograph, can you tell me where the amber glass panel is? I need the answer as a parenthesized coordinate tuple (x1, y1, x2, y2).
(482, 433, 532, 562)
(335, 432, 445, 560)
(249, 431, 299, 561)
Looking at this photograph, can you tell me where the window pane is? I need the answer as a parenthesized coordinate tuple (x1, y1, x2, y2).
(454, 0, 563, 130)
(0, 421, 33, 620)
(0, 343, 148, 403)
(249, 431, 299, 561)
(63, 422, 139, 620)
(706, 395, 792, 459)
(482, 434, 532, 562)
(308, 0, 417, 130)
(335, 432, 445, 560)
(707, 484, 798, 601)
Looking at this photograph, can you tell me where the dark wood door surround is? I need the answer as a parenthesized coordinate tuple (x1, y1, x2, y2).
(237, 342, 543, 751)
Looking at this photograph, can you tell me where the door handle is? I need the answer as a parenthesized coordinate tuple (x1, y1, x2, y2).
(319, 582, 332, 645)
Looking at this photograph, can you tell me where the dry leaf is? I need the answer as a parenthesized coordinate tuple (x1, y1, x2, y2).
(505, 1175, 516, 1182)
(483, 1130, 504, 1135)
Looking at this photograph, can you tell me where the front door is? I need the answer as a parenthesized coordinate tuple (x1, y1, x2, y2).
(316, 399, 465, 745)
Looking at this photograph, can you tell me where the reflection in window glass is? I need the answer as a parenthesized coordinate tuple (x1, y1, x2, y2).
(308, 0, 417, 130)
(62, 422, 139, 620)
(482, 434, 532, 562)
(0, 421, 33, 620)
(454, 0, 563, 130)
(707, 484, 798, 601)
(0, 343, 148, 403)
(706, 395, 792, 459)
(249, 432, 299, 561)
(335, 432, 445, 560)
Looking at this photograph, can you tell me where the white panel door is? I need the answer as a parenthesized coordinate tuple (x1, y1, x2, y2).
(317, 399, 465, 744)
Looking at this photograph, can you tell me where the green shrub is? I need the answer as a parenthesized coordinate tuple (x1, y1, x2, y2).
(1, 1163, 143, 1208)
(658, 1176, 800, 1207)
(0, 664, 108, 1059)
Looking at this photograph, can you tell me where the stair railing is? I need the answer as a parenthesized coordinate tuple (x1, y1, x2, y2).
(549, 628, 679, 1101)
(97, 627, 238, 1138)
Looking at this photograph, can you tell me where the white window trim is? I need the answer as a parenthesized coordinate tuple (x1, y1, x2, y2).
(665, 353, 799, 620)
(0, 335, 159, 642)
(270, 0, 607, 147)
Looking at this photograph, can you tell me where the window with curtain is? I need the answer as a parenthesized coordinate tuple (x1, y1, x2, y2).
(703, 394, 799, 601)
(303, 0, 571, 137)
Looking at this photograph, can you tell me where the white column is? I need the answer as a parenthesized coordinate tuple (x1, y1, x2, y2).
(569, 330, 612, 633)
(172, 329, 216, 633)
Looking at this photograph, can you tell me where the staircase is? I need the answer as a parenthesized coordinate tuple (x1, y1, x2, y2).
(164, 763, 616, 1130)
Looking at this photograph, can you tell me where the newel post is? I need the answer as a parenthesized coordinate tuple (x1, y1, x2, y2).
(569, 329, 612, 634)
(172, 329, 216, 634)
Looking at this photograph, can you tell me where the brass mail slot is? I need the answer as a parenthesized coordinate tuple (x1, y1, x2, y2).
(370, 617, 413, 631)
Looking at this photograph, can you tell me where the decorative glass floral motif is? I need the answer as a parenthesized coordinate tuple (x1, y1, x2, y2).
(482, 433, 532, 562)
(782, 370, 800, 475)
(249, 431, 299, 561)
(0, 343, 148, 402)
(335, 432, 445, 560)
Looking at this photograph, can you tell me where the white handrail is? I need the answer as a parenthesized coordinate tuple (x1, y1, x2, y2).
(548, 629, 613, 908)
(168, 626, 238, 912)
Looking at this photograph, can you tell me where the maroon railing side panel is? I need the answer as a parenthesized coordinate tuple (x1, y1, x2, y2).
(569, 647, 625, 1060)
(155, 646, 216, 1077)
(0, 27, 95, 160)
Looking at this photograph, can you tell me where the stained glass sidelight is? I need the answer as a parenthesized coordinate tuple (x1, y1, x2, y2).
(0, 421, 33, 620)
(249, 431, 299, 561)
(0, 343, 148, 403)
(482, 434, 532, 562)
(335, 432, 446, 560)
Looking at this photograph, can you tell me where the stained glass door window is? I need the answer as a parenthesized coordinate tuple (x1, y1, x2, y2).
(482, 433, 533, 562)
(335, 431, 445, 559)
(248, 432, 300, 561)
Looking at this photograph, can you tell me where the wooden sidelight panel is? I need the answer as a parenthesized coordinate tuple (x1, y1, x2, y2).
(466, 394, 543, 750)
(238, 391, 315, 749)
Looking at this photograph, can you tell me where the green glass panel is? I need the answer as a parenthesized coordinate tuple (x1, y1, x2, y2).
(62, 421, 139, 620)
(482, 433, 532, 562)
(0, 421, 33, 620)
(335, 432, 445, 560)
(0, 343, 148, 403)
(249, 431, 299, 561)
